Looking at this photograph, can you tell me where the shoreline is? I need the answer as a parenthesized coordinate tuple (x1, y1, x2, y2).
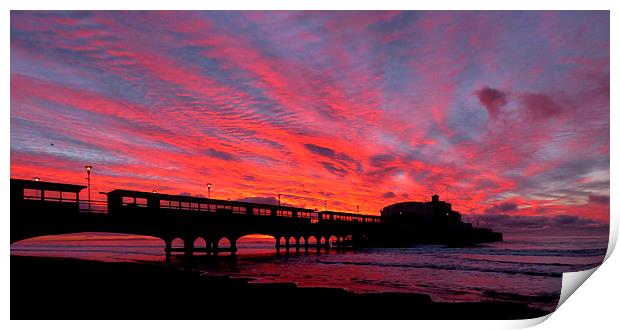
(11, 255, 550, 320)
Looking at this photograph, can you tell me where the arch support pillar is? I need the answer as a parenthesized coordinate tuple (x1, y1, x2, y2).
(230, 238, 237, 257)
(206, 239, 213, 256)
(165, 239, 172, 264)
(275, 236, 281, 256)
(304, 237, 309, 254)
(184, 238, 194, 259)
(212, 240, 219, 257)
(316, 238, 321, 255)
(324, 237, 330, 254)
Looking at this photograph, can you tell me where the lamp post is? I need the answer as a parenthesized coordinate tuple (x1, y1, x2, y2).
(85, 165, 92, 212)
(357, 205, 360, 213)
(207, 183, 211, 199)
(33, 177, 40, 182)
(278, 194, 281, 206)
(324, 201, 327, 211)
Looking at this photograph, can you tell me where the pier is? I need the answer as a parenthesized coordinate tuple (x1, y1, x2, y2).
(11, 178, 382, 260)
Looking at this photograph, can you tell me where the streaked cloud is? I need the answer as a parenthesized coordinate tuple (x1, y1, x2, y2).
(10, 11, 609, 231)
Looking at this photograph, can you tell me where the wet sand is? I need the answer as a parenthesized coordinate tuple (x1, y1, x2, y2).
(10, 256, 549, 320)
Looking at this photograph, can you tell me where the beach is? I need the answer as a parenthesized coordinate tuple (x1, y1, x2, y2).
(11, 256, 549, 320)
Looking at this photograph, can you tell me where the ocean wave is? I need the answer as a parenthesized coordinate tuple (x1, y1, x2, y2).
(316, 259, 567, 278)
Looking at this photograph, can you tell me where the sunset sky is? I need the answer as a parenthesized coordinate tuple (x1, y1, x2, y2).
(10, 11, 609, 230)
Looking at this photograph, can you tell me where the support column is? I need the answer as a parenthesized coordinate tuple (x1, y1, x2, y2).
(212, 240, 219, 257)
(316, 238, 321, 255)
(165, 240, 172, 264)
(275, 236, 281, 256)
(325, 237, 330, 254)
(295, 238, 300, 256)
(206, 239, 212, 257)
(184, 239, 193, 259)
(230, 239, 237, 257)
(285, 237, 290, 256)
(304, 237, 309, 254)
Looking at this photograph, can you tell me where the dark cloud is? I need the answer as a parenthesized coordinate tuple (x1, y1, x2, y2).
(369, 153, 397, 167)
(304, 144, 336, 158)
(382, 191, 396, 198)
(335, 153, 356, 163)
(485, 201, 518, 214)
(205, 148, 239, 161)
(589, 194, 610, 204)
(475, 213, 609, 236)
(401, 150, 430, 163)
(319, 161, 348, 176)
(335, 152, 363, 173)
(476, 178, 501, 190)
(243, 175, 256, 182)
(520, 93, 563, 118)
(513, 156, 609, 193)
(365, 166, 400, 181)
(306, 144, 361, 173)
(475, 86, 508, 119)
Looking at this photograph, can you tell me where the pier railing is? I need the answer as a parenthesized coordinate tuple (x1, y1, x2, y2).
(78, 200, 108, 214)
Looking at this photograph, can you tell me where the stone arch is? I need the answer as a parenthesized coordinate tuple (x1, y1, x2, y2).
(11, 232, 167, 246)
(217, 237, 231, 249)
(235, 234, 276, 256)
(209, 237, 233, 257)
(11, 232, 168, 261)
(194, 237, 207, 249)
(171, 237, 185, 249)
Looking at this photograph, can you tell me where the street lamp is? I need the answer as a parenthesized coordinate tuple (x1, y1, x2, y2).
(324, 201, 327, 211)
(207, 183, 211, 199)
(85, 165, 92, 212)
(278, 194, 281, 206)
(33, 177, 40, 182)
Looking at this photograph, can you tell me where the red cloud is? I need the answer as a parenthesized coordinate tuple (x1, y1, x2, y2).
(10, 11, 610, 229)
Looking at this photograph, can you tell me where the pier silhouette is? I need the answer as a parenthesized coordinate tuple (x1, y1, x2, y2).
(11, 178, 382, 260)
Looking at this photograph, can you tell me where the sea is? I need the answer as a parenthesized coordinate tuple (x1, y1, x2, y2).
(10, 232, 608, 312)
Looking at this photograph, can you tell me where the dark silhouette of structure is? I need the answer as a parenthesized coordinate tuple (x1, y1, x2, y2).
(372, 194, 503, 246)
(11, 178, 502, 259)
(10, 178, 381, 261)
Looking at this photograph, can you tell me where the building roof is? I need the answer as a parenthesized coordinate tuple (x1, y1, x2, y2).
(384, 201, 428, 208)
(11, 178, 86, 192)
(106, 188, 315, 212)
